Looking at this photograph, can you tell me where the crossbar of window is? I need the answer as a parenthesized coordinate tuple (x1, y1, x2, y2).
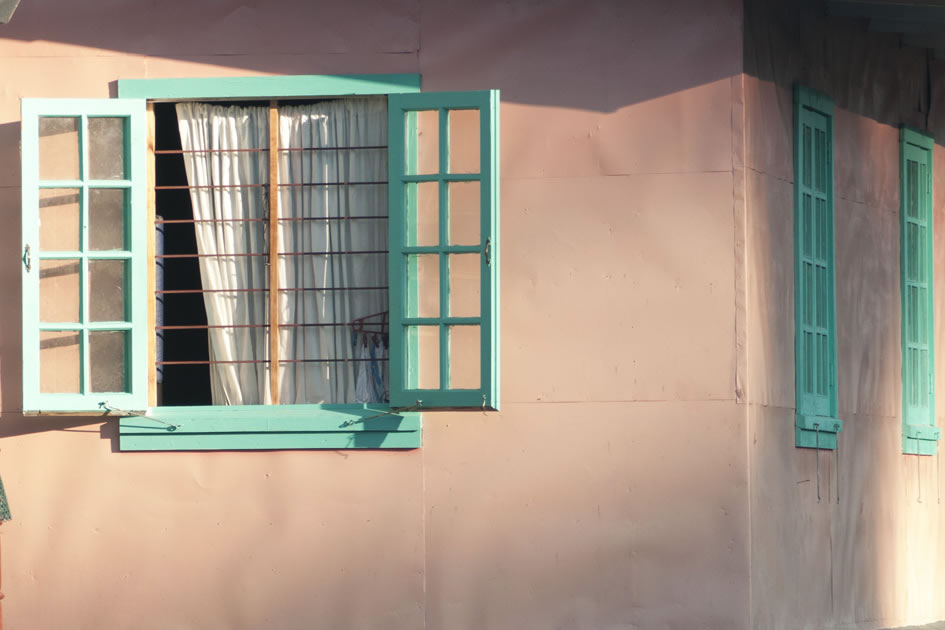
(157, 250, 387, 259)
(154, 181, 387, 190)
(156, 216, 387, 224)
(155, 145, 387, 154)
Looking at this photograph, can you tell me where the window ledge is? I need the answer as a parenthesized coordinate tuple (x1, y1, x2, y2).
(903, 424, 940, 456)
(796, 414, 843, 450)
(118, 404, 421, 451)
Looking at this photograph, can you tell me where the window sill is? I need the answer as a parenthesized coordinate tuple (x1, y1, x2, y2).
(795, 413, 843, 450)
(903, 423, 940, 456)
(117, 404, 421, 451)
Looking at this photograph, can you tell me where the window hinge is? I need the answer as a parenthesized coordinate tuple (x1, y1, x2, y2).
(22, 244, 30, 273)
(484, 238, 491, 265)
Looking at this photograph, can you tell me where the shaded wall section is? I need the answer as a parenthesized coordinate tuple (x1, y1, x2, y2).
(744, 1, 945, 628)
(0, 1, 748, 628)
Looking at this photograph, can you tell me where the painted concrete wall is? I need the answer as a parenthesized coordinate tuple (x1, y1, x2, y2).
(0, 1, 749, 628)
(744, 2, 945, 628)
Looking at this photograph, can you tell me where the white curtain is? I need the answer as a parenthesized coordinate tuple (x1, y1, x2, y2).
(278, 98, 388, 404)
(175, 98, 387, 405)
(176, 102, 271, 405)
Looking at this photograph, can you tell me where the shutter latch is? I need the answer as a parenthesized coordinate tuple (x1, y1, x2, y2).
(22, 244, 30, 273)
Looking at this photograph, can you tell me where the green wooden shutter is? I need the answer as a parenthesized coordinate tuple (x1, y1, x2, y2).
(900, 128, 939, 455)
(21, 98, 147, 413)
(387, 90, 499, 410)
(794, 86, 842, 449)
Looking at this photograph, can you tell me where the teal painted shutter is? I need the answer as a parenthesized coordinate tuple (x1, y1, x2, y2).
(388, 90, 499, 410)
(900, 128, 939, 455)
(21, 98, 147, 413)
(794, 87, 842, 449)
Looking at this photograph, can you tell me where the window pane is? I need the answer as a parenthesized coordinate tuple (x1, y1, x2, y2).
(448, 253, 480, 318)
(406, 254, 439, 318)
(90, 330, 127, 392)
(89, 188, 126, 250)
(88, 117, 126, 180)
(448, 108, 480, 174)
(405, 110, 439, 175)
(89, 259, 126, 322)
(40, 259, 80, 322)
(40, 330, 81, 393)
(405, 181, 438, 246)
(406, 325, 439, 389)
(39, 188, 80, 251)
(449, 325, 480, 389)
(448, 181, 480, 245)
(39, 117, 79, 181)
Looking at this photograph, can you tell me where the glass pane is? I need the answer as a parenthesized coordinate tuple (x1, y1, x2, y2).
(406, 254, 439, 318)
(90, 331, 127, 392)
(448, 109, 480, 174)
(40, 259, 80, 322)
(405, 182, 438, 246)
(449, 325, 480, 389)
(448, 254, 480, 318)
(39, 188, 80, 251)
(39, 330, 81, 393)
(405, 110, 438, 175)
(407, 325, 439, 389)
(89, 260, 126, 322)
(88, 117, 126, 180)
(89, 189, 126, 250)
(448, 181, 480, 245)
(39, 117, 80, 181)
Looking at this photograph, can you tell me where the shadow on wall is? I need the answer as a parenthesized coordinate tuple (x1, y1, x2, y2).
(0, 119, 108, 439)
(744, 0, 945, 626)
(0, 0, 743, 114)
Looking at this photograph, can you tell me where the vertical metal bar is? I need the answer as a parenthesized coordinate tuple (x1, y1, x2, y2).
(268, 101, 281, 405)
(835, 435, 840, 505)
(815, 424, 821, 503)
(146, 103, 157, 407)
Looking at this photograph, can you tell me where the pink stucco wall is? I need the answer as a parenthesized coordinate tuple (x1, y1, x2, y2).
(0, 1, 752, 628)
(744, 3, 945, 628)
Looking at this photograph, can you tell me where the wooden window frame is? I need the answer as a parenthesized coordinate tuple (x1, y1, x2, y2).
(794, 85, 842, 450)
(900, 126, 940, 455)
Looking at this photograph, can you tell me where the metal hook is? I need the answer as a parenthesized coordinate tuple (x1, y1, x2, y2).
(835, 434, 840, 505)
(815, 424, 821, 503)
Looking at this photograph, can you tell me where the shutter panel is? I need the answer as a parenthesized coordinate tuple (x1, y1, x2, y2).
(794, 87, 841, 449)
(387, 90, 499, 410)
(21, 98, 147, 413)
(900, 128, 938, 455)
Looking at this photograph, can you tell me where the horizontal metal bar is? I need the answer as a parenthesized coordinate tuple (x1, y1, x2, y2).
(157, 286, 388, 295)
(156, 216, 387, 224)
(157, 250, 387, 259)
(158, 322, 370, 331)
(155, 145, 387, 154)
(155, 181, 387, 190)
(158, 357, 388, 366)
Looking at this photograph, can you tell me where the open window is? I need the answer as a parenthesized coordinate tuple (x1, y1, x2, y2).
(20, 76, 500, 449)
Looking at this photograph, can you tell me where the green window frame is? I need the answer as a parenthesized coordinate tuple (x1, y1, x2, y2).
(900, 127, 940, 455)
(794, 85, 842, 450)
(21, 74, 500, 451)
(21, 98, 149, 413)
